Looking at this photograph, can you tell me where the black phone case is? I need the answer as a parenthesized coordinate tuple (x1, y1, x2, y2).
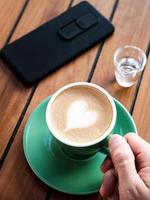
(1, 1, 114, 85)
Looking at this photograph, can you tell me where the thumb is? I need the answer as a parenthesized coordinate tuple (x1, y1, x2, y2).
(109, 134, 139, 183)
(125, 133, 150, 169)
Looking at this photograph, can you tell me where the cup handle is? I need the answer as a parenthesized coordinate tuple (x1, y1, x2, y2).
(99, 134, 113, 156)
(100, 146, 110, 155)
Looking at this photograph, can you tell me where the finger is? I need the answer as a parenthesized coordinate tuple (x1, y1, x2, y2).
(101, 157, 114, 173)
(108, 183, 119, 200)
(109, 134, 139, 182)
(138, 167, 150, 189)
(125, 133, 150, 169)
(100, 168, 116, 197)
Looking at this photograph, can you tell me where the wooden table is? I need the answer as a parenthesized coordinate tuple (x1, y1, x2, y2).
(0, 0, 150, 199)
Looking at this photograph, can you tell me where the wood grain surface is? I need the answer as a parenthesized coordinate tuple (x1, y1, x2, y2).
(92, 0, 150, 111)
(0, 0, 116, 199)
(0, 0, 26, 48)
(0, 0, 28, 159)
(0, 0, 28, 158)
(133, 54, 150, 141)
(0, 0, 150, 199)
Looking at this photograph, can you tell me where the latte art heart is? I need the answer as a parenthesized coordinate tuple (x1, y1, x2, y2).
(49, 85, 113, 144)
(64, 100, 98, 131)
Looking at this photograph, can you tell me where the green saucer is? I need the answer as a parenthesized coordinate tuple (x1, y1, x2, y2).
(23, 97, 137, 195)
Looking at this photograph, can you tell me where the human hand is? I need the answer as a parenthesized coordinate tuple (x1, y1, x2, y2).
(100, 133, 150, 200)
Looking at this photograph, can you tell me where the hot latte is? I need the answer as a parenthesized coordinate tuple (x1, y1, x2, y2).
(49, 85, 113, 144)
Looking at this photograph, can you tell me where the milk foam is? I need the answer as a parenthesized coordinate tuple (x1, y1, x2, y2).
(64, 100, 98, 131)
(50, 86, 113, 144)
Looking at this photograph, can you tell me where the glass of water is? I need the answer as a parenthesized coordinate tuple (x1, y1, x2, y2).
(113, 45, 147, 87)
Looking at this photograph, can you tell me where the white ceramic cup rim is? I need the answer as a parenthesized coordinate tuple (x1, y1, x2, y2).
(46, 82, 117, 147)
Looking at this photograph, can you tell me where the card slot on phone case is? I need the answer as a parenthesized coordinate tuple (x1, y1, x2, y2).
(76, 13, 98, 29)
(59, 13, 98, 40)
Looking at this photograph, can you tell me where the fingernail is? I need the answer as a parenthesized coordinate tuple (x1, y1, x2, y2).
(127, 132, 136, 135)
(109, 134, 123, 150)
(99, 183, 104, 196)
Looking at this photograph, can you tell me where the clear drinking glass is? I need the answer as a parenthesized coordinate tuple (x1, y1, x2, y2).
(113, 45, 147, 87)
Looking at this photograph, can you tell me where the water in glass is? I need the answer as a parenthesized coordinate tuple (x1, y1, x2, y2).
(115, 57, 142, 87)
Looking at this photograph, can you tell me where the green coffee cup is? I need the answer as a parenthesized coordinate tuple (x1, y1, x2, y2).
(46, 82, 117, 159)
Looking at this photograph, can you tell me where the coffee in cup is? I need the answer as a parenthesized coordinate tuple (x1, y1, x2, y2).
(46, 82, 116, 148)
